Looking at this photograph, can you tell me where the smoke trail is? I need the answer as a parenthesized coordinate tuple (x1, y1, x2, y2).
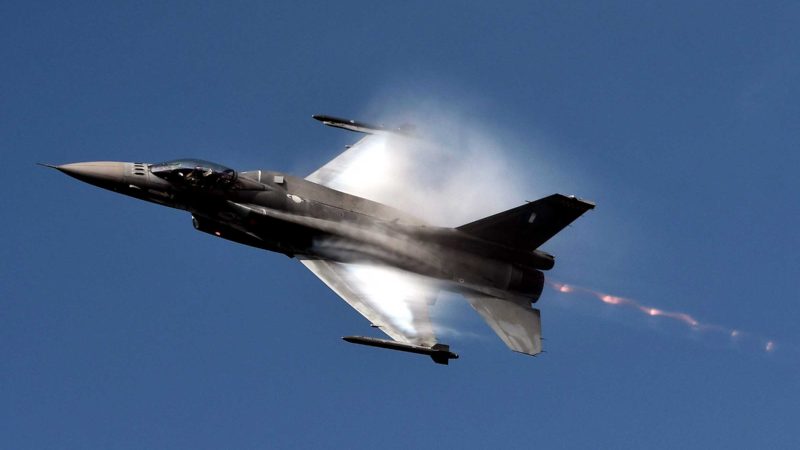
(548, 280, 778, 354)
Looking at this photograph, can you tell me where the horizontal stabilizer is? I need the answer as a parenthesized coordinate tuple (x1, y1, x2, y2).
(466, 295, 542, 356)
(457, 194, 594, 251)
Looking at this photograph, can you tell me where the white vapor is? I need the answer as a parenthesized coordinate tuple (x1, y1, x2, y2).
(319, 96, 560, 226)
(310, 91, 563, 341)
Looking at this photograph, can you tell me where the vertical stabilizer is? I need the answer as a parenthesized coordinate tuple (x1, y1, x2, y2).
(456, 194, 594, 251)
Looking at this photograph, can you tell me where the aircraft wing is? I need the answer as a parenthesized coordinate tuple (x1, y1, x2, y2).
(305, 115, 418, 210)
(299, 259, 440, 347)
(304, 129, 389, 193)
(305, 132, 374, 188)
(465, 294, 543, 355)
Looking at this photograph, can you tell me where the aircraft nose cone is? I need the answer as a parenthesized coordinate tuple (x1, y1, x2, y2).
(56, 161, 126, 186)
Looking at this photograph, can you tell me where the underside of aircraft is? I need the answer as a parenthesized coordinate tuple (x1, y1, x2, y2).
(45, 114, 594, 365)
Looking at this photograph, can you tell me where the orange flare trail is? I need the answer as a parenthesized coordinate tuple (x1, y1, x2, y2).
(547, 281, 774, 353)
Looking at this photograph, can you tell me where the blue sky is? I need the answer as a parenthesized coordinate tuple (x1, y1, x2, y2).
(3, 2, 799, 449)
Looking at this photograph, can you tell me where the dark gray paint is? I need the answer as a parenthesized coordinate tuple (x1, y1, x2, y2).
(46, 143, 593, 363)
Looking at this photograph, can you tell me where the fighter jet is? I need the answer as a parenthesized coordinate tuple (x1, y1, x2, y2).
(44, 115, 594, 365)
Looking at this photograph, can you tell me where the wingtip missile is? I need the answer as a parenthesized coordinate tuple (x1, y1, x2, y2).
(312, 114, 411, 136)
(342, 336, 459, 365)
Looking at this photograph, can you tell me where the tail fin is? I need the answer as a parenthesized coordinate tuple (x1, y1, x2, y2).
(456, 194, 594, 251)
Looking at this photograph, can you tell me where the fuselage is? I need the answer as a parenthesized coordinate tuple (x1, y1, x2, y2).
(54, 159, 551, 302)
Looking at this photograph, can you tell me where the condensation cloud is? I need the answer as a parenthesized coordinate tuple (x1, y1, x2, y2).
(319, 98, 562, 226)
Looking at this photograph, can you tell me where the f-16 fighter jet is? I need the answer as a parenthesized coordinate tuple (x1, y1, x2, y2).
(44, 115, 594, 365)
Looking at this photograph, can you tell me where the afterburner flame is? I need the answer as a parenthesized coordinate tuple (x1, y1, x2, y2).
(548, 281, 775, 353)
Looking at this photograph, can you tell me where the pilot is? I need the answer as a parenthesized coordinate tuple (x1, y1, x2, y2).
(183, 166, 211, 186)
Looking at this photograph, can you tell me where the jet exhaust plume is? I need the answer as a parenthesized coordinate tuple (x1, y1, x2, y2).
(548, 281, 779, 354)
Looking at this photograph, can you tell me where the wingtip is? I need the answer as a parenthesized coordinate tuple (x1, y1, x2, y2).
(562, 194, 596, 209)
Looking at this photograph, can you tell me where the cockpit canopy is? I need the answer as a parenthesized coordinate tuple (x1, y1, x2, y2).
(150, 159, 237, 188)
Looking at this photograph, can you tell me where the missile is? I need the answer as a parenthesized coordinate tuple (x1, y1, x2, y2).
(312, 114, 411, 136)
(342, 336, 459, 365)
